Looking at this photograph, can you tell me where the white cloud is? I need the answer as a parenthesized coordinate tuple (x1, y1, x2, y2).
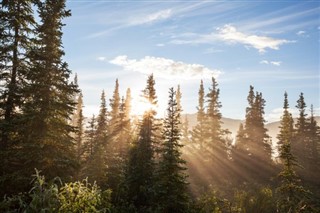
(217, 25, 293, 53)
(87, 9, 172, 38)
(156, 43, 165, 47)
(129, 9, 172, 25)
(109, 55, 222, 80)
(260, 60, 282, 66)
(296, 30, 306, 36)
(296, 30, 309, 38)
(203, 48, 223, 54)
(97, 56, 106, 61)
(171, 24, 293, 53)
(270, 61, 281, 66)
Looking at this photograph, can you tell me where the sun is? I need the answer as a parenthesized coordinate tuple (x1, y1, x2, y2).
(131, 96, 158, 116)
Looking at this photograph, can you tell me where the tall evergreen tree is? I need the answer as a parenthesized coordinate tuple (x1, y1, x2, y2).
(84, 115, 96, 158)
(276, 92, 294, 162)
(191, 80, 206, 150)
(0, 0, 36, 195)
(155, 87, 189, 213)
(204, 77, 228, 160)
(292, 93, 310, 176)
(0, 0, 35, 148)
(125, 74, 158, 211)
(176, 84, 182, 112)
(19, 0, 78, 183)
(276, 92, 310, 212)
(242, 86, 271, 160)
(84, 90, 108, 188)
(181, 115, 190, 145)
(106, 81, 132, 201)
(95, 90, 108, 142)
(109, 79, 120, 131)
(306, 105, 320, 173)
(124, 88, 132, 120)
(75, 92, 84, 168)
(233, 86, 273, 183)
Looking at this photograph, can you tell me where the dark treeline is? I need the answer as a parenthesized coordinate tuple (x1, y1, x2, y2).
(0, 1, 320, 212)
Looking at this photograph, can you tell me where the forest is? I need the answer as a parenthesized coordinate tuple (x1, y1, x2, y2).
(0, 0, 320, 212)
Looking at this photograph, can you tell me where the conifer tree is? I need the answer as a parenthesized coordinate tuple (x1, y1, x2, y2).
(0, 0, 35, 148)
(205, 77, 228, 160)
(19, 0, 78, 183)
(75, 92, 84, 167)
(292, 93, 310, 174)
(125, 74, 158, 211)
(241, 86, 271, 160)
(181, 115, 190, 145)
(176, 84, 182, 112)
(235, 123, 245, 146)
(84, 91, 108, 188)
(276, 92, 310, 212)
(233, 86, 272, 183)
(155, 87, 189, 213)
(106, 81, 132, 201)
(277, 92, 294, 163)
(0, 0, 36, 195)
(95, 90, 108, 142)
(84, 115, 96, 158)
(306, 105, 320, 172)
(191, 80, 206, 150)
(124, 88, 132, 120)
(109, 79, 120, 131)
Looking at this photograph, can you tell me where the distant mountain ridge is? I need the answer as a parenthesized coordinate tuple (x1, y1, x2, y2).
(183, 113, 320, 145)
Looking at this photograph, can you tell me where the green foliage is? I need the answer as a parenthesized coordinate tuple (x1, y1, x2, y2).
(124, 74, 159, 211)
(155, 87, 190, 213)
(196, 187, 276, 213)
(59, 179, 110, 213)
(0, 170, 112, 213)
(191, 80, 206, 150)
(28, 170, 60, 212)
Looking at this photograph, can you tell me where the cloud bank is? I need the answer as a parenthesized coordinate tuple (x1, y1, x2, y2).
(109, 55, 221, 79)
(171, 24, 294, 53)
(217, 25, 293, 53)
(129, 9, 172, 25)
(260, 60, 282, 66)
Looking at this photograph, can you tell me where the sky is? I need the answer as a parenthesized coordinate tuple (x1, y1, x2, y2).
(62, 0, 320, 122)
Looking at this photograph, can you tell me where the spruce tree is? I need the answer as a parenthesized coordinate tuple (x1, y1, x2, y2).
(155, 87, 189, 213)
(84, 90, 108, 188)
(205, 77, 228, 160)
(306, 105, 320, 173)
(124, 88, 132, 120)
(0, 0, 35, 147)
(106, 81, 132, 201)
(84, 115, 96, 159)
(242, 86, 271, 160)
(181, 115, 190, 145)
(233, 86, 272, 183)
(75, 92, 84, 171)
(176, 84, 182, 112)
(277, 92, 294, 163)
(292, 93, 310, 175)
(125, 74, 158, 211)
(276, 92, 310, 212)
(19, 0, 78, 183)
(109, 79, 120, 131)
(0, 0, 36, 195)
(191, 80, 206, 150)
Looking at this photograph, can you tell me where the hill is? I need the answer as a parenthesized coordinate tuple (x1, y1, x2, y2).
(183, 113, 320, 146)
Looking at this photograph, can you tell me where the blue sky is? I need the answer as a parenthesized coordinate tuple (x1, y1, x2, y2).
(62, 0, 320, 122)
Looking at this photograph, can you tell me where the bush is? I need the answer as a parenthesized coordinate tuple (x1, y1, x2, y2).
(0, 169, 113, 213)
